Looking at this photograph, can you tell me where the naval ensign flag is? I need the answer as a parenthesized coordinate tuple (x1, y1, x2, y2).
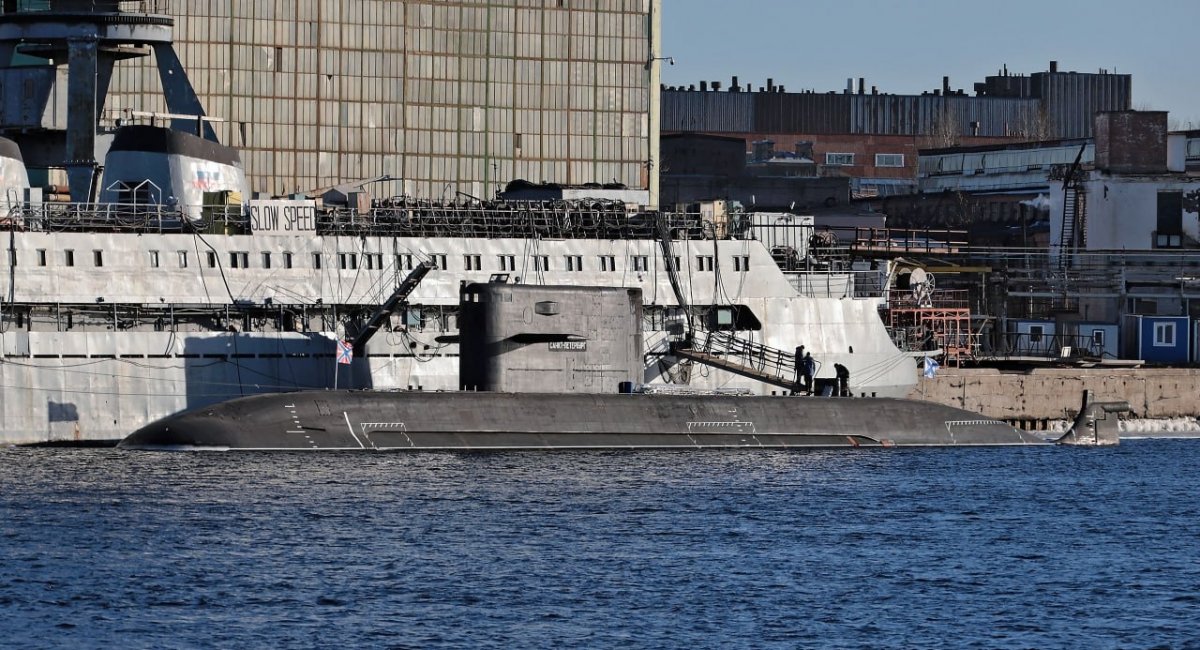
(337, 340, 354, 365)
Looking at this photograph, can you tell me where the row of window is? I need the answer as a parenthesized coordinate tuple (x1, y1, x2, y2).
(825, 153, 905, 167)
(18, 249, 754, 274)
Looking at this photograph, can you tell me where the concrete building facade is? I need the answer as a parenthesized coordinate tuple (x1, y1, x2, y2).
(98, 0, 658, 200)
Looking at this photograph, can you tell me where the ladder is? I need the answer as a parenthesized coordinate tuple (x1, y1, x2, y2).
(1058, 143, 1088, 269)
(673, 331, 801, 392)
(351, 261, 436, 354)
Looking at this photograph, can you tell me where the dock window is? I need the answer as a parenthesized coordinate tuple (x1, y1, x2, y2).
(312, 252, 322, 269)
(565, 255, 583, 271)
(599, 255, 616, 272)
(534, 255, 550, 271)
(93, 250, 103, 267)
(149, 250, 160, 268)
(733, 255, 751, 272)
(178, 251, 188, 268)
(65, 249, 74, 267)
(36, 249, 46, 267)
(283, 252, 293, 269)
(825, 153, 855, 166)
(230, 252, 249, 268)
(428, 254, 447, 270)
(397, 253, 414, 271)
(696, 255, 714, 272)
(498, 254, 516, 271)
(338, 252, 357, 270)
(262, 252, 272, 269)
(207, 251, 218, 268)
(464, 254, 482, 271)
(1156, 191, 1183, 248)
(631, 255, 649, 272)
(875, 153, 905, 168)
(1154, 322, 1176, 347)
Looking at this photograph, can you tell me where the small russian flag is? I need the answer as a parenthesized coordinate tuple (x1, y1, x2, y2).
(337, 340, 354, 365)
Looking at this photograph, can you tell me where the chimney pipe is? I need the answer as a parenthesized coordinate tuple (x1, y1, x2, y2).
(858, 78, 865, 94)
(942, 76, 950, 94)
(700, 81, 707, 92)
(1050, 60, 1058, 73)
(846, 78, 853, 94)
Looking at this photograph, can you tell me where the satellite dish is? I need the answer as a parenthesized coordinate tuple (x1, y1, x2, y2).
(910, 269, 935, 307)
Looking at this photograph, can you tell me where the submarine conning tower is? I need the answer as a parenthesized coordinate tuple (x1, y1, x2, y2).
(0, 0, 214, 202)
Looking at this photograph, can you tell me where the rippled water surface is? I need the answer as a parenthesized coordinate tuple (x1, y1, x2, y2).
(2, 442, 1199, 649)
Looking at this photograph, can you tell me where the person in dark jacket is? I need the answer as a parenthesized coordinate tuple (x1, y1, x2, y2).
(793, 345, 805, 391)
(834, 363, 850, 397)
(800, 352, 816, 394)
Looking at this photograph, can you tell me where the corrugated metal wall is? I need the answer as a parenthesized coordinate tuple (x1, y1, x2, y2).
(660, 90, 753, 133)
(754, 93, 849, 135)
(106, 0, 652, 198)
(850, 95, 1040, 137)
(663, 91, 1042, 137)
(1036, 73, 1132, 140)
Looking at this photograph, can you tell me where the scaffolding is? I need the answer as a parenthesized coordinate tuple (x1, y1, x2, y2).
(885, 290, 977, 366)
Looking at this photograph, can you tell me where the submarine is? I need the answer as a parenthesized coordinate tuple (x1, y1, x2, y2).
(119, 283, 1121, 450)
(121, 389, 1052, 450)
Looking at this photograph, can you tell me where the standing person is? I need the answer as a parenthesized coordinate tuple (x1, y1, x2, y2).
(793, 345, 805, 392)
(834, 363, 850, 397)
(801, 351, 816, 395)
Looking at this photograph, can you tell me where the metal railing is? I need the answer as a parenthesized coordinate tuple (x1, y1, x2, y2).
(851, 227, 970, 255)
(1, 202, 246, 234)
(978, 333, 1113, 361)
(689, 330, 798, 386)
(1, 1, 168, 13)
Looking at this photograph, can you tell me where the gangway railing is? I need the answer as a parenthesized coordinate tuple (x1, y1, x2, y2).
(674, 330, 799, 391)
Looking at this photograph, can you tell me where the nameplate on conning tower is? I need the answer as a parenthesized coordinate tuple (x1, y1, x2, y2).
(248, 200, 317, 235)
(549, 341, 586, 351)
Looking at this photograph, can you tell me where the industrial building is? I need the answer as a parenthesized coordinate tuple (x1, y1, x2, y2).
(662, 63, 1131, 197)
(3, 0, 661, 202)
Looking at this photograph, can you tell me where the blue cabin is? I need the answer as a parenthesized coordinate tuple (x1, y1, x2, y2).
(1121, 315, 1190, 363)
(1069, 322, 1120, 359)
(1009, 319, 1056, 356)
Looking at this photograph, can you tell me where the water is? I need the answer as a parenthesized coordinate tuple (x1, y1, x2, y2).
(2, 443, 1198, 649)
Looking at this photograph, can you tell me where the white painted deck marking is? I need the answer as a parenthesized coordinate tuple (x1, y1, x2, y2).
(360, 423, 412, 448)
(343, 412, 365, 449)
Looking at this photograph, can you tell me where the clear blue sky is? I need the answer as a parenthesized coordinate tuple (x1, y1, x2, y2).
(661, 0, 1200, 128)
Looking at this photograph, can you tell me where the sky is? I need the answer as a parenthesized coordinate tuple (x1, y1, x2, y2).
(660, 0, 1200, 128)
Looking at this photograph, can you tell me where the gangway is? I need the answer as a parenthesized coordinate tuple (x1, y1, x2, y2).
(673, 331, 800, 392)
(351, 261, 436, 354)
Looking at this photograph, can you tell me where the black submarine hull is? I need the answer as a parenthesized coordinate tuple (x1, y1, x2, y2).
(118, 391, 1049, 450)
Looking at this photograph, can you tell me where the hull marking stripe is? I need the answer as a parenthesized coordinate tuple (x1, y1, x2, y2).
(343, 411, 364, 449)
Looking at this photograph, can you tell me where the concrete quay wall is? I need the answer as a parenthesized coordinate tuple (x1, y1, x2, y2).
(906, 367, 1200, 421)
